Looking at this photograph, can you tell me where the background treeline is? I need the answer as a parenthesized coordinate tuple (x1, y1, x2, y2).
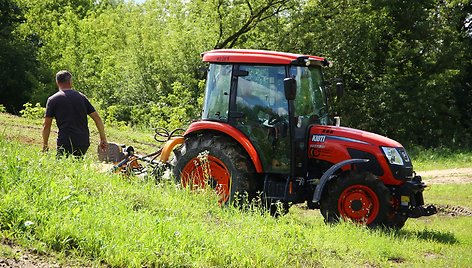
(1, 0, 471, 148)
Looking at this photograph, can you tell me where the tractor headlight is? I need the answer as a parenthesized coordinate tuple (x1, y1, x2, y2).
(381, 147, 404, 166)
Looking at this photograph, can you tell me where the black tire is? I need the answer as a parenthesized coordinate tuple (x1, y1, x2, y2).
(268, 201, 290, 217)
(172, 134, 257, 205)
(386, 201, 408, 230)
(387, 213, 407, 230)
(320, 171, 394, 228)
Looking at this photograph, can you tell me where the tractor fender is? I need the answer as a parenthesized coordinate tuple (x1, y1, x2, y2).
(312, 158, 370, 203)
(184, 121, 263, 173)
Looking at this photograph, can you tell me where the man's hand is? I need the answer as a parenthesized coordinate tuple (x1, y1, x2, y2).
(42, 117, 53, 153)
(99, 139, 108, 151)
(89, 112, 107, 152)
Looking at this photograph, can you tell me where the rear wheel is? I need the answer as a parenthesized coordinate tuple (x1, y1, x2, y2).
(321, 171, 393, 228)
(172, 134, 257, 205)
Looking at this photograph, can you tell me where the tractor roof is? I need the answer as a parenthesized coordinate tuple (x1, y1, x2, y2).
(202, 49, 328, 66)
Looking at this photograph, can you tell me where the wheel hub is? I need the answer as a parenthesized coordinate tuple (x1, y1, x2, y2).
(351, 200, 362, 211)
(338, 184, 380, 224)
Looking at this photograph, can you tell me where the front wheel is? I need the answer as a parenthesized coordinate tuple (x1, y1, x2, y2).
(172, 134, 257, 205)
(320, 171, 393, 228)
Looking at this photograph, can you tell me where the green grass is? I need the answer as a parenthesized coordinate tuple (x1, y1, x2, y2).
(409, 147, 472, 171)
(1, 135, 472, 267)
(0, 243, 15, 259)
(424, 184, 472, 208)
(0, 112, 159, 154)
(2, 112, 472, 171)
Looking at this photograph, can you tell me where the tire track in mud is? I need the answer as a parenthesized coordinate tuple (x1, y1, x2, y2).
(435, 204, 472, 217)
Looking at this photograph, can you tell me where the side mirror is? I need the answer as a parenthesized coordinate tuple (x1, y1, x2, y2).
(284, 77, 297, 100)
(198, 66, 208, 80)
(336, 82, 344, 99)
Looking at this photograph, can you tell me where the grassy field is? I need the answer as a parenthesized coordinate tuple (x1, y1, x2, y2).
(0, 113, 159, 155)
(1, 113, 472, 267)
(409, 147, 472, 171)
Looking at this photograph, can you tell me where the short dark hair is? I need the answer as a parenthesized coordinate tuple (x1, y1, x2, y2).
(56, 70, 72, 84)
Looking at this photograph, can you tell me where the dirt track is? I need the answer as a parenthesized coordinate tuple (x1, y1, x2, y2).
(419, 168, 472, 184)
(0, 240, 82, 268)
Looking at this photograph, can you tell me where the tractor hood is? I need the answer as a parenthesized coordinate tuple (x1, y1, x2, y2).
(309, 125, 413, 185)
(310, 125, 402, 148)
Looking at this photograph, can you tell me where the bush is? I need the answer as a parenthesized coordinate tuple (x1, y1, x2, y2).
(103, 105, 129, 128)
(0, 104, 6, 113)
(19, 102, 45, 119)
(129, 82, 203, 130)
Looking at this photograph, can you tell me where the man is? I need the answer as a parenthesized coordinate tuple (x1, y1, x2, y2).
(42, 70, 107, 157)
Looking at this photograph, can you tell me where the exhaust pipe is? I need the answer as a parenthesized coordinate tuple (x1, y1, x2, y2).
(334, 116, 341, 127)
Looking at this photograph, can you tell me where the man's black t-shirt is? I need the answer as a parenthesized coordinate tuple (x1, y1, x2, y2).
(45, 90, 96, 149)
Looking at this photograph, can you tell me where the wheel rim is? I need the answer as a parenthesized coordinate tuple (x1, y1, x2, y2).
(338, 184, 380, 225)
(181, 155, 231, 203)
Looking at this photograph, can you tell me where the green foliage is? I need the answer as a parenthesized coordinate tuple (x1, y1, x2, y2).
(103, 104, 129, 128)
(19, 102, 45, 119)
(0, 105, 6, 113)
(300, 0, 471, 148)
(0, 0, 47, 113)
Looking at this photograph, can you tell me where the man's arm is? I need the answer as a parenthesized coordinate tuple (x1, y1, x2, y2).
(42, 117, 53, 152)
(89, 111, 107, 150)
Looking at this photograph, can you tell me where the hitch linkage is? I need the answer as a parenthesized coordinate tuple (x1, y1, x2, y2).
(408, 204, 438, 218)
(391, 175, 438, 218)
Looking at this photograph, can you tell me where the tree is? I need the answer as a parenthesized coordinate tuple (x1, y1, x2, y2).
(0, 0, 43, 113)
(269, 0, 472, 147)
(214, 0, 295, 49)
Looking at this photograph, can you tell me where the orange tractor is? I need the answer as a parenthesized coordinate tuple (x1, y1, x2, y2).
(114, 49, 437, 228)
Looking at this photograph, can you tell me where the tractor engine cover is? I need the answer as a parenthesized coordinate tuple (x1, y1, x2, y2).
(307, 124, 413, 185)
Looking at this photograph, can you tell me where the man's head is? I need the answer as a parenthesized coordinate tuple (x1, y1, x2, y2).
(56, 70, 72, 90)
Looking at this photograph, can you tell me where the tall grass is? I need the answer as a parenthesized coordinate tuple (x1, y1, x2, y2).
(1, 135, 472, 267)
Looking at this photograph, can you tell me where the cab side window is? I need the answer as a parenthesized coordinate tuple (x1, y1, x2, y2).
(235, 65, 287, 122)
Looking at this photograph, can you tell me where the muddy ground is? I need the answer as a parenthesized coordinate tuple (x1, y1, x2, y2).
(0, 239, 83, 268)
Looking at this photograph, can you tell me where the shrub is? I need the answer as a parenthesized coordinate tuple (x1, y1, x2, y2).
(103, 105, 129, 128)
(19, 103, 45, 119)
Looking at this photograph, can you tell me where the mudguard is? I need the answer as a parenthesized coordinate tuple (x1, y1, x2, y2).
(312, 158, 370, 203)
(184, 121, 263, 173)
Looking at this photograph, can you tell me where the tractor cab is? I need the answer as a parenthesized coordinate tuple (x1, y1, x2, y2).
(201, 50, 329, 176)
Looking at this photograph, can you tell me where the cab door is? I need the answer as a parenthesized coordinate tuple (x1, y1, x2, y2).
(229, 65, 290, 174)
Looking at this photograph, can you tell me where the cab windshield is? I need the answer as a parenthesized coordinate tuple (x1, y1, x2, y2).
(202, 64, 232, 121)
(290, 66, 328, 127)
